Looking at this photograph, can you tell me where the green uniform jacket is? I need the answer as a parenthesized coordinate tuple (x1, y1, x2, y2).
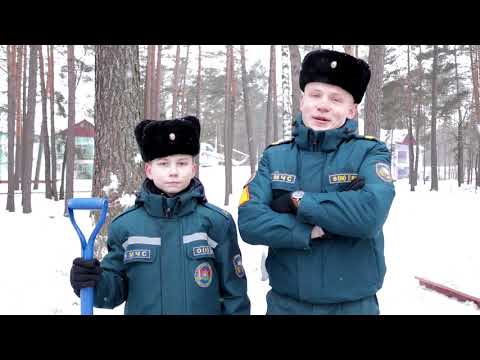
(94, 178, 250, 315)
(238, 116, 395, 304)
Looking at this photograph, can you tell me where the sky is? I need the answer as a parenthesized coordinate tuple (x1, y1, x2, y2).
(0, 165, 479, 315)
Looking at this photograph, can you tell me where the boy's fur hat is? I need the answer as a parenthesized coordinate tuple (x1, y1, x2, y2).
(299, 49, 371, 104)
(135, 116, 201, 162)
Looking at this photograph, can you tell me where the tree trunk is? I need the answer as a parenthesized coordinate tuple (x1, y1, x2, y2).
(475, 151, 479, 189)
(224, 45, 233, 206)
(471, 45, 480, 134)
(21, 45, 39, 213)
(64, 45, 76, 214)
(195, 45, 202, 120)
(288, 45, 302, 117)
(155, 45, 164, 119)
(470, 45, 480, 186)
(39, 46, 52, 198)
(406, 45, 415, 191)
(453, 45, 464, 187)
(180, 45, 190, 117)
(281, 45, 292, 139)
(15, 45, 26, 190)
(364, 45, 385, 139)
(194, 45, 201, 178)
(443, 140, 447, 180)
(33, 122, 43, 190)
(415, 46, 423, 187)
(6, 45, 16, 212)
(93, 45, 143, 259)
(144, 45, 155, 119)
(48, 45, 58, 200)
(271, 46, 279, 141)
(430, 45, 439, 191)
(414, 102, 421, 186)
(265, 46, 274, 149)
(171, 45, 181, 118)
(59, 142, 66, 199)
(229, 50, 236, 195)
(240, 45, 257, 175)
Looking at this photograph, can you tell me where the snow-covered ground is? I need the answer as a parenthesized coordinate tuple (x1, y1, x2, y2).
(0, 165, 479, 315)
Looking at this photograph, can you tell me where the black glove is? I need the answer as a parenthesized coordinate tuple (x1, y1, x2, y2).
(70, 257, 102, 297)
(343, 176, 365, 191)
(270, 192, 297, 214)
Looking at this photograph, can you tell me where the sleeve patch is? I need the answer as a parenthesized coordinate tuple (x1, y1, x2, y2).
(239, 186, 250, 206)
(376, 162, 393, 182)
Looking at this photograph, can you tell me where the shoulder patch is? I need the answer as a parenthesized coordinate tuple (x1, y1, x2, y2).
(266, 138, 294, 150)
(376, 162, 393, 182)
(203, 202, 231, 220)
(111, 204, 141, 224)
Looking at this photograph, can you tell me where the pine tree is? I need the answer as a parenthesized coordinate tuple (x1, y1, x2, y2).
(6, 45, 16, 212)
(21, 45, 39, 213)
(93, 45, 143, 259)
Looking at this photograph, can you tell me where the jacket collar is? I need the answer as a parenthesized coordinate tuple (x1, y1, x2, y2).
(292, 113, 358, 152)
(135, 177, 207, 218)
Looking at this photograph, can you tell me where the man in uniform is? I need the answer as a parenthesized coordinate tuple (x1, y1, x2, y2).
(238, 49, 395, 315)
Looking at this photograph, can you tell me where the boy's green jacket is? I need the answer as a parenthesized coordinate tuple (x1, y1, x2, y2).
(94, 178, 250, 315)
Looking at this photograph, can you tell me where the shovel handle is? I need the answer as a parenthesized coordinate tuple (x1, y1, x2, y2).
(68, 197, 109, 315)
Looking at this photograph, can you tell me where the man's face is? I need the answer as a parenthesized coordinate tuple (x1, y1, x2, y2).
(145, 154, 196, 196)
(300, 82, 357, 131)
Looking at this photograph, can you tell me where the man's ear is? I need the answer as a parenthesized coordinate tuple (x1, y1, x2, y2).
(349, 104, 358, 119)
(145, 162, 153, 180)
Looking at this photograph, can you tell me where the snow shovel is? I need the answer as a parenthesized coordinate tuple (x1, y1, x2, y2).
(68, 198, 109, 315)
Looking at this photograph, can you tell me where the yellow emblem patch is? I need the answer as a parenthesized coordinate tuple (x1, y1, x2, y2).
(376, 163, 393, 182)
(239, 186, 250, 206)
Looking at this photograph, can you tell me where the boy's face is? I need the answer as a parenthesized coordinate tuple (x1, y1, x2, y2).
(145, 154, 197, 196)
(300, 82, 358, 131)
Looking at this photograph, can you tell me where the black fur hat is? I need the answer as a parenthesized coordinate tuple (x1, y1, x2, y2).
(299, 49, 371, 104)
(134, 116, 201, 162)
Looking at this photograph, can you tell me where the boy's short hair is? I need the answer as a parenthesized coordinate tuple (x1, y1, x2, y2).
(135, 116, 201, 162)
(299, 49, 371, 104)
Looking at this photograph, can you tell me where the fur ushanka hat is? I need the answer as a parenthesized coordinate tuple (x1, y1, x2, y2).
(134, 116, 201, 162)
(299, 49, 371, 104)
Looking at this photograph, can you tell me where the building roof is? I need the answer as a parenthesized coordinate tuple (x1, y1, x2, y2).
(58, 119, 94, 137)
(400, 133, 417, 145)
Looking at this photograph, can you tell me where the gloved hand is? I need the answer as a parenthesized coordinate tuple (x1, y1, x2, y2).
(343, 176, 365, 191)
(270, 192, 296, 214)
(70, 258, 102, 297)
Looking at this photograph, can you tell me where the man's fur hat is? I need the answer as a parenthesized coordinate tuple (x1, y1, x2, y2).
(299, 49, 371, 104)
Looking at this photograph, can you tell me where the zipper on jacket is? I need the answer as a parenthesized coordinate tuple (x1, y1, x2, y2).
(180, 218, 188, 313)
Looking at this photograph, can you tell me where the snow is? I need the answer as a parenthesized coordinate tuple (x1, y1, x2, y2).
(0, 166, 479, 315)
(102, 173, 119, 194)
